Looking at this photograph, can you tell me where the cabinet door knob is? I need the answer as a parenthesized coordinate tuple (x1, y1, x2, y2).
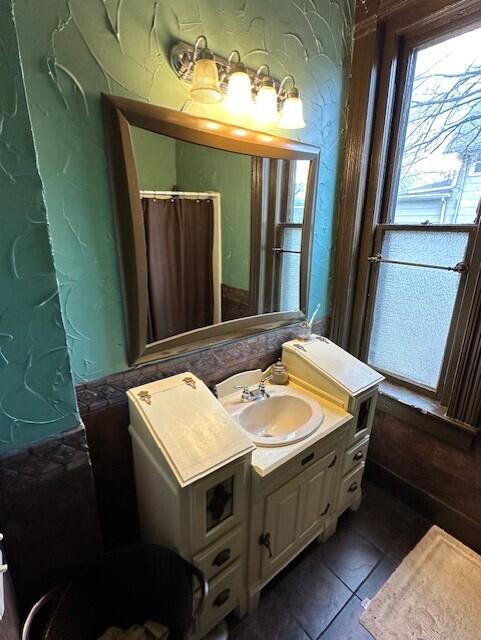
(354, 451, 363, 461)
(213, 589, 231, 607)
(259, 532, 273, 558)
(321, 502, 330, 516)
(328, 455, 337, 468)
(212, 548, 231, 567)
(348, 482, 358, 493)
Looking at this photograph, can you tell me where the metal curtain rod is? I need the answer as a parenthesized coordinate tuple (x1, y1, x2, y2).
(368, 254, 468, 274)
(140, 190, 218, 199)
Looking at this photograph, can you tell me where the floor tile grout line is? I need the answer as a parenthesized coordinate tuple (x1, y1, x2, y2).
(353, 551, 387, 595)
(314, 593, 360, 640)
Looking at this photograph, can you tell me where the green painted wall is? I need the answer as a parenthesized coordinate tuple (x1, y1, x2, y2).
(0, 3, 79, 452)
(131, 126, 177, 191)
(13, 0, 354, 383)
(176, 142, 251, 290)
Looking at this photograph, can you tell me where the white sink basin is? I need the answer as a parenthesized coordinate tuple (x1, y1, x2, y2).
(223, 385, 324, 447)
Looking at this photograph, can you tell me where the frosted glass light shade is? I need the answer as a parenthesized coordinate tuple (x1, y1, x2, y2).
(279, 94, 305, 129)
(226, 71, 253, 114)
(190, 58, 222, 104)
(253, 84, 279, 126)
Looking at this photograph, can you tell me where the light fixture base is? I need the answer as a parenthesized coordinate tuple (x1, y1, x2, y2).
(170, 41, 281, 97)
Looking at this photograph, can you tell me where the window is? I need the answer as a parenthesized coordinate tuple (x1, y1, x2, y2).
(364, 27, 481, 398)
(278, 160, 310, 311)
(257, 159, 313, 314)
(333, 7, 481, 436)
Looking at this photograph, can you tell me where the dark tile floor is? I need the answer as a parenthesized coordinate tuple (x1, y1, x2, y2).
(228, 480, 431, 640)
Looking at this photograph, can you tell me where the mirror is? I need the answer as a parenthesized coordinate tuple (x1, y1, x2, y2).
(103, 95, 319, 365)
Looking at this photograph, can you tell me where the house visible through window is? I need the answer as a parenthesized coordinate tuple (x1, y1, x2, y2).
(364, 25, 481, 395)
(472, 152, 481, 175)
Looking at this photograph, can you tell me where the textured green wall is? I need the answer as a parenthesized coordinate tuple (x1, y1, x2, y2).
(0, 4, 79, 451)
(131, 126, 177, 191)
(13, 0, 354, 383)
(176, 143, 251, 290)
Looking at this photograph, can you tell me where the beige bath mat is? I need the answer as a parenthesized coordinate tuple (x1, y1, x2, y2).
(360, 525, 481, 640)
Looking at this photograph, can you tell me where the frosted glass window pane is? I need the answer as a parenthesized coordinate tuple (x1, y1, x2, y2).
(279, 227, 301, 311)
(368, 230, 468, 389)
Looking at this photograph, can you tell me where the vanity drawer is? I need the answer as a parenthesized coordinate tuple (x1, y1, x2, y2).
(193, 527, 242, 581)
(255, 428, 344, 497)
(337, 463, 365, 514)
(197, 560, 241, 634)
(343, 437, 370, 476)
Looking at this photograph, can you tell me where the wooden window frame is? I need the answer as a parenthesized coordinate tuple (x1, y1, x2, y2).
(331, 0, 481, 447)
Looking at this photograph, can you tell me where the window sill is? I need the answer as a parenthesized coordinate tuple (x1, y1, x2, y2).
(377, 381, 479, 450)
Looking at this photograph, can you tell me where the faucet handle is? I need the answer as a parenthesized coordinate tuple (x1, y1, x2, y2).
(259, 376, 272, 390)
(234, 385, 253, 402)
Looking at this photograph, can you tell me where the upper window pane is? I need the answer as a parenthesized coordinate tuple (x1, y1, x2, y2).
(393, 27, 481, 224)
(287, 160, 310, 223)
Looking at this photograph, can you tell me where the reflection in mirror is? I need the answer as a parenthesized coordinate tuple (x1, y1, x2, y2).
(131, 126, 252, 343)
(130, 125, 312, 346)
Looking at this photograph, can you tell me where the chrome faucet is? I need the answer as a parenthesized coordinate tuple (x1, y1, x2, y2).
(235, 376, 272, 402)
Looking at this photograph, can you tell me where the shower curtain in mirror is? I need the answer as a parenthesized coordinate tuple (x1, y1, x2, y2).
(143, 197, 214, 342)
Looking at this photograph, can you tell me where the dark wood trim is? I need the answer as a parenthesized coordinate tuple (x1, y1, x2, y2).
(330, 22, 385, 348)
(365, 458, 481, 554)
(102, 95, 319, 366)
(377, 389, 476, 449)
(448, 226, 481, 425)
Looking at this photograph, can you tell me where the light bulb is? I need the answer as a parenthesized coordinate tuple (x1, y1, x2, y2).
(226, 63, 253, 114)
(253, 82, 279, 127)
(190, 52, 222, 104)
(279, 87, 305, 129)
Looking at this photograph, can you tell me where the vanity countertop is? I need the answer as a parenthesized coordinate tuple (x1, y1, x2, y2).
(221, 380, 352, 477)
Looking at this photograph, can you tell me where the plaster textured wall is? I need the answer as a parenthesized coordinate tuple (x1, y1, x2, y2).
(0, 3, 79, 451)
(14, 0, 354, 382)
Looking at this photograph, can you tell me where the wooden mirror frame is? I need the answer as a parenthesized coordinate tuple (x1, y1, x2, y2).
(102, 94, 320, 365)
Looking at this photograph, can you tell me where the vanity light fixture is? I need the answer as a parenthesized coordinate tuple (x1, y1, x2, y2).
(189, 36, 222, 104)
(225, 51, 253, 114)
(278, 76, 306, 130)
(252, 65, 279, 127)
(170, 39, 306, 130)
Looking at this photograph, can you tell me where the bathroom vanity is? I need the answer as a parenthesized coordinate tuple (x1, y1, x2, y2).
(128, 337, 383, 638)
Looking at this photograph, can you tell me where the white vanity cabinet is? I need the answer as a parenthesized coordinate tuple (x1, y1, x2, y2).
(283, 337, 383, 516)
(127, 373, 254, 638)
(245, 420, 349, 609)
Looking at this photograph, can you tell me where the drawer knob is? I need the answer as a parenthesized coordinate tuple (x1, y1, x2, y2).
(354, 451, 363, 461)
(212, 548, 231, 567)
(348, 482, 359, 493)
(213, 588, 231, 607)
(328, 455, 337, 468)
(321, 502, 330, 516)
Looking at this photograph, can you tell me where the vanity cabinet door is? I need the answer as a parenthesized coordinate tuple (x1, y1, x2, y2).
(259, 451, 337, 580)
(260, 475, 304, 578)
(298, 449, 337, 542)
